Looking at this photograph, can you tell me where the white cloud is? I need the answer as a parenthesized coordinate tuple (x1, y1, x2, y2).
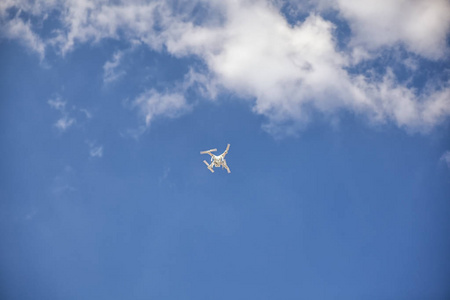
(158, 167, 171, 185)
(48, 96, 93, 133)
(25, 209, 38, 221)
(350, 70, 450, 133)
(85, 140, 103, 158)
(133, 89, 191, 127)
(335, 0, 450, 60)
(103, 50, 126, 83)
(48, 97, 76, 132)
(79, 108, 92, 119)
(1, 16, 46, 59)
(183, 68, 220, 100)
(0, 2, 47, 59)
(5, 0, 450, 136)
(277, 0, 450, 59)
(50, 0, 165, 55)
(51, 165, 77, 197)
(48, 97, 66, 111)
(89, 145, 103, 158)
(160, 1, 450, 134)
(440, 151, 450, 168)
(54, 115, 76, 132)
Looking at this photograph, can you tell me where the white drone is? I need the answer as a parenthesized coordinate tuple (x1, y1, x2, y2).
(200, 144, 231, 173)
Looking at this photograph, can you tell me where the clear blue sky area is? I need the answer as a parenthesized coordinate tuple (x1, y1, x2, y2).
(1, 1, 450, 299)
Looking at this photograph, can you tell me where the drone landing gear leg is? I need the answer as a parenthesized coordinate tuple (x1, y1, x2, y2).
(203, 160, 214, 173)
(223, 162, 231, 173)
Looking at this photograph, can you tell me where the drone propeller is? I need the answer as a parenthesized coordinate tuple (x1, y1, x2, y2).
(200, 148, 217, 154)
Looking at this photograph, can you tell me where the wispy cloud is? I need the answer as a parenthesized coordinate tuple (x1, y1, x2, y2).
(440, 151, 450, 168)
(158, 167, 171, 185)
(47, 97, 66, 110)
(79, 108, 92, 119)
(48, 96, 93, 133)
(1, 15, 46, 60)
(54, 115, 76, 131)
(25, 209, 38, 221)
(51, 165, 77, 197)
(133, 89, 191, 128)
(87, 141, 103, 158)
(48, 97, 76, 132)
(103, 50, 126, 83)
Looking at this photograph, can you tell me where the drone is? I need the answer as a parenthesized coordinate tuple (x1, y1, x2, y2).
(200, 144, 231, 173)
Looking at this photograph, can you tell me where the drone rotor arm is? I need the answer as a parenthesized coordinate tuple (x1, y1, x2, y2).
(200, 148, 217, 155)
(223, 161, 231, 173)
(203, 160, 214, 172)
(220, 144, 230, 157)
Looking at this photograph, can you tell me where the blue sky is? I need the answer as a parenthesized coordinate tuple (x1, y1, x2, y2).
(1, 0, 450, 299)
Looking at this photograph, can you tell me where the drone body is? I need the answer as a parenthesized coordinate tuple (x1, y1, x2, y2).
(200, 144, 231, 173)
